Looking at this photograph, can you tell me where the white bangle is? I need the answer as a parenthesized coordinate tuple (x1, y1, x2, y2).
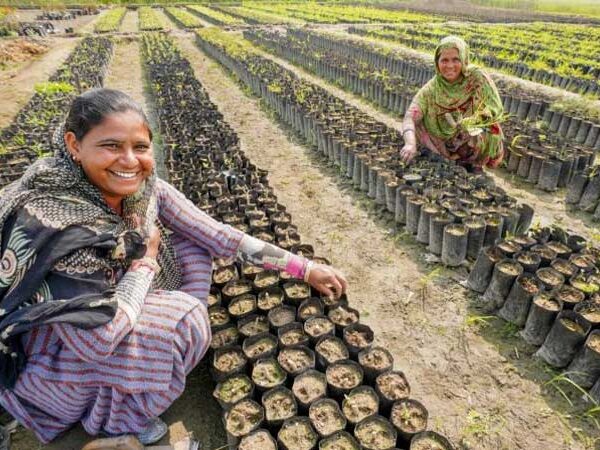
(303, 260, 314, 283)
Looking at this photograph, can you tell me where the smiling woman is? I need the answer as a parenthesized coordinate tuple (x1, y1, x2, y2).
(0, 88, 348, 445)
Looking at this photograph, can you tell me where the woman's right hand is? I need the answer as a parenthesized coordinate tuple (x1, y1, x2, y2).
(145, 224, 161, 259)
(400, 143, 417, 163)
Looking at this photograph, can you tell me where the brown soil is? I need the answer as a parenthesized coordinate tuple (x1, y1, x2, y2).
(446, 225, 466, 237)
(224, 281, 253, 298)
(229, 295, 256, 316)
(316, 337, 349, 364)
(345, 328, 372, 348)
(252, 359, 286, 388)
(281, 328, 308, 346)
(321, 434, 360, 450)
(258, 290, 284, 310)
(239, 316, 270, 337)
(517, 253, 537, 265)
(327, 363, 361, 389)
(560, 318, 586, 335)
(225, 400, 263, 437)
(391, 400, 427, 433)
(285, 282, 311, 299)
(254, 271, 279, 288)
(329, 306, 359, 327)
(519, 277, 540, 295)
(207, 291, 220, 307)
(211, 327, 239, 349)
(239, 430, 277, 450)
(245, 336, 277, 359)
(355, 419, 396, 450)
(209, 307, 230, 327)
(577, 304, 600, 325)
(557, 287, 585, 306)
(547, 241, 570, 255)
(293, 373, 327, 404)
(534, 294, 561, 312)
(377, 372, 410, 400)
(552, 259, 576, 277)
(305, 316, 335, 337)
(213, 265, 237, 284)
(270, 307, 296, 327)
(342, 391, 378, 423)
(571, 255, 595, 270)
(278, 420, 318, 450)
(264, 390, 296, 422)
(359, 347, 392, 370)
(215, 349, 246, 372)
(243, 263, 264, 278)
(309, 401, 345, 436)
(299, 302, 322, 320)
(0, 38, 48, 69)
(278, 348, 313, 373)
(214, 375, 252, 404)
(498, 241, 520, 254)
(589, 334, 600, 353)
(537, 269, 564, 287)
(498, 261, 520, 276)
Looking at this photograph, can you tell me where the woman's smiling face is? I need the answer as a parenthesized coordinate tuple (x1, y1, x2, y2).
(437, 47, 463, 83)
(65, 110, 154, 211)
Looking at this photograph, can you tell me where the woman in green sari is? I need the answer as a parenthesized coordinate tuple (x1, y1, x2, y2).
(400, 36, 505, 173)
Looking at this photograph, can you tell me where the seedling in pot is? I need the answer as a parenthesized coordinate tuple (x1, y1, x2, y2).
(292, 369, 328, 409)
(278, 416, 319, 450)
(354, 415, 397, 450)
(211, 326, 240, 350)
(223, 279, 253, 304)
(305, 315, 336, 344)
(279, 322, 310, 347)
(212, 346, 248, 382)
(254, 270, 280, 291)
(343, 323, 374, 359)
(319, 431, 361, 450)
(252, 358, 287, 391)
(209, 306, 231, 330)
(326, 359, 363, 399)
(328, 305, 360, 335)
(213, 264, 239, 288)
(239, 315, 271, 338)
(262, 386, 297, 426)
(224, 399, 264, 438)
(239, 429, 277, 450)
(342, 385, 379, 425)
(358, 346, 394, 384)
(258, 287, 285, 312)
(213, 374, 254, 410)
(284, 281, 312, 306)
(390, 399, 428, 444)
(278, 345, 316, 376)
(229, 293, 258, 320)
(309, 398, 347, 438)
(298, 297, 325, 321)
(243, 333, 278, 361)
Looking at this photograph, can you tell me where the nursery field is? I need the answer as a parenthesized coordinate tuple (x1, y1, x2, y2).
(1, 2, 600, 450)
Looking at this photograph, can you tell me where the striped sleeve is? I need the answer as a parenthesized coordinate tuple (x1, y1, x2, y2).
(51, 267, 155, 363)
(156, 179, 244, 260)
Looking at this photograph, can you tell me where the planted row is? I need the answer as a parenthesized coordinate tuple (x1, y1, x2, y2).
(213, 6, 302, 25)
(138, 6, 164, 31)
(164, 7, 203, 30)
(0, 37, 113, 188)
(140, 31, 455, 450)
(186, 5, 244, 26)
(94, 7, 126, 33)
(467, 228, 600, 402)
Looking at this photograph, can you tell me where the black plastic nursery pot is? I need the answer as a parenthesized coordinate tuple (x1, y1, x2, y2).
(243, 332, 279, 362)
(239, 428, 278, 450)
(315, 335, 350, 370)
(278, 345, 316, 377)
(257, 287, 285, 313)
(550, 258, 577, 280)
(229, 293, 258, 321)
(343, 322, 375, 359)
(341, 385, 380, 426)
(441, 224, 468, 267)
(354, 415, 398, 450)
(464, 217, 486, 260)
(238, 314, 271, 339)
(268, 305, 298, 332)
(535, 310, 592, 368)
(213, 373, 255, 410)
(574, 301, 600, 329)
(298, 297, 325, 322)
(262, 386, 298, 429)
(406, 195, 427, 235)
(466, 246, 505, 293)
(514, 251, 542, 273)
(328, 304, 360, 336)
(212, 345, 248, 382)
(222, 279, 253, 306)
(318, 430, 361, 450)
(416, 203, 441, 245)
(521, 293, 562, 346)
(292, 369, 328, 411)
(565, 329, 600, 388)
(535, 267, 565, 291)
(326, 359, 364, 400)
(358, 346, 394, 385)
(498, 273, 543, 327)
(375, 370, 411, 415)
(390, 398, 429, 446)
(224, 398, 265, 447)
(212, 325, 241, 350)
(252, 357, 288, 392)
(277, 416, 319, 450)
(253, 270, 281, 293)
(278, 322, 310, 348)
(305, 315, 336, 345)
(283, 280, 312, 306)
(428, 213, 453, 256)
(483, 213, 504, 248)
(481, 259, 524, 311)
(410, 430, 454, 450)
(309, 398, 347, 438)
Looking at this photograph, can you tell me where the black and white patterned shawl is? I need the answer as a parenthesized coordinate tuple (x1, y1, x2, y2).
(0, 126, 182, 389)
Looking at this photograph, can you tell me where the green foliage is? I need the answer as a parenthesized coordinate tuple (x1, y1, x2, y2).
(138, 6, 164, 31)
(94, 7, 126, 33)
(187, 5, 243, 25)
(165, 6, 203, 29)
(34, 81, 75, 95)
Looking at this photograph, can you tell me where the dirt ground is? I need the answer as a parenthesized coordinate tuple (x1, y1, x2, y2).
(9, 8, 100, 35)
(120, 10, 138, 34)
(1, 18, 599, 450)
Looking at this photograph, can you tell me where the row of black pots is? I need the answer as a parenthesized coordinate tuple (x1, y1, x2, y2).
(142, 32, 456, 449)
(0, 37, 114, 190)
(196, 32, 535, 267)
(466, 229, 600, 400)
(566, 167, 600, 220)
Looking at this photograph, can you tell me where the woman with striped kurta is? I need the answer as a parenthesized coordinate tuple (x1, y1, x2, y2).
(0, 89, 347, 445)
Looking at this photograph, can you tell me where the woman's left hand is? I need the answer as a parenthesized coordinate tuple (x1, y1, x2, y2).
(307, 264, 348, 299)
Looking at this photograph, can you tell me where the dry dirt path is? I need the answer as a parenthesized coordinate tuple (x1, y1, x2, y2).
(176, 33, 598, 450)
(120, 10, 138, 34)
(0, 37, 79, 129)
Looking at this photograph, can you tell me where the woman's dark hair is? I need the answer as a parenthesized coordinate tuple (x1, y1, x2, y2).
(65, 88, 152, 141)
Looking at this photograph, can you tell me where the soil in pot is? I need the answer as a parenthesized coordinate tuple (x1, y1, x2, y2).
(410, 431, 454, 450)
(466, 246, 504, 293)
(278, 346, 315, 375)
(284, 281, 312, 305)
(239, 315, 270, 338)
(208, 288, 221, 307)
(253, 358, 287, 391)
(570, 254, 596, 272)
(262, 386, 297, 424)
(521, 293, 562, 346)
(326, 360, 363, 397)
(213, 346, 247, 381)
(354, 415, 397, 450)
(556, 285, 585, 309)
(565, 330, 600, 388)
(376, 371, 410, 412)
(242, 263, 265, 281)
(343, 323, 374, 357)
(390, 399, 428, 442)
(316, 335, 350, 369)
(292, 369, 327, 408)
(482, 259, 523, 311)
(212, 326, 240, 350)
(229, 293, 257, 319)
(546, 241, 572, 259)
(258, 287, 285, 312)
(321, 293, 349, 311)
(551, 259, 577, 279)
(328, 305, 360, 334)
(305, 315, 336, 342)
(254, 270, 280, 291)
(536, 311, 592, 368)
(213, 374, 254, 409)
(358, 346, 394, 384)
(342, 386, 379, 425)
(278, 417, 318, 450)
(279, 323, 310, 347)
(310, 400, 347, 440)
(223, 280, 253, 304)
(298, 298, 325, 321)
(574, 301, 600, 327)
(239, 429, 277, 450)
(243, 333, 278, 361)
(319, 431, 361, 450)
(536, 267, 565, 291)
(269, 305, 297, 330)
(213, 264, 239, 287)
(209, 306, 231, 329)
(225, 399, 264, 438)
